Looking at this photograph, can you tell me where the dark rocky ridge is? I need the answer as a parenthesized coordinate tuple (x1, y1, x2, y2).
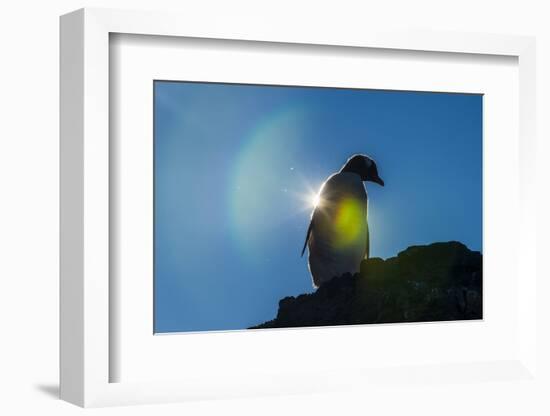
(251, 241, 482, 329)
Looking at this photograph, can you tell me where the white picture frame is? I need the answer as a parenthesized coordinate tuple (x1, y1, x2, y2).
(60, 7, 537, 408)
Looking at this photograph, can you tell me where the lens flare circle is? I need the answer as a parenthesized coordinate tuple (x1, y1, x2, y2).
(228, 106, 309, 263)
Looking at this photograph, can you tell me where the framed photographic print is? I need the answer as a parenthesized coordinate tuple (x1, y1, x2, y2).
(60, 8, 538, 408)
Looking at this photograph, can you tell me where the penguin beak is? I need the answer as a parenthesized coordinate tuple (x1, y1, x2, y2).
(372, 176, 384, 186)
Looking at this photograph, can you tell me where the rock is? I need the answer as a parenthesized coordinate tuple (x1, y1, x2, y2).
(250, 241, 482, 329)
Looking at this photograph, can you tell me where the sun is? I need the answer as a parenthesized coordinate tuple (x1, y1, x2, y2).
(311, 192, 321, 208)
(292, 178, 325, 212)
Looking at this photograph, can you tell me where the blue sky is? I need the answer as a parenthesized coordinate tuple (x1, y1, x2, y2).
(154, 81, 482, 333)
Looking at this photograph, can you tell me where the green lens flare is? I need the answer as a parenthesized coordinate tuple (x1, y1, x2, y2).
(334, 197, 364, 247)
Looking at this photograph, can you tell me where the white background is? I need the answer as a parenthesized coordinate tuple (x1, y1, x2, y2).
(1, 1, 548, 415)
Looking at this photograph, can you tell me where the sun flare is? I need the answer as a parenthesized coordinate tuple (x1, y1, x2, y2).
(292, 177, 325, 213)
(311, 193, 321, 208)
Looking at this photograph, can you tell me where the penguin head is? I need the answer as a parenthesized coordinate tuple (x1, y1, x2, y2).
(340, 154, 384, 186)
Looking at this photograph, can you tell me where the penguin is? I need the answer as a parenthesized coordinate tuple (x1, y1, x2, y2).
(301, 154, 384, 288)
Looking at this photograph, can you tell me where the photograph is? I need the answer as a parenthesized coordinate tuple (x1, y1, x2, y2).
(153, 80, 483, 333)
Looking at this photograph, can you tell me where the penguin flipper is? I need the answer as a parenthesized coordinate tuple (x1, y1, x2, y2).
(365, 219, 370, 260)
(364, 198, 370, 260)
(301, 219, 313, 257)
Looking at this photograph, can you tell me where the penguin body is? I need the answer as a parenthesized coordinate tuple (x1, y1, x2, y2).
(307, 172, 369, 287)
(302, 154, 384, 288)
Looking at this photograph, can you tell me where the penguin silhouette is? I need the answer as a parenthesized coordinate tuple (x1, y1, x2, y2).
(301, 154, 384, 288)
